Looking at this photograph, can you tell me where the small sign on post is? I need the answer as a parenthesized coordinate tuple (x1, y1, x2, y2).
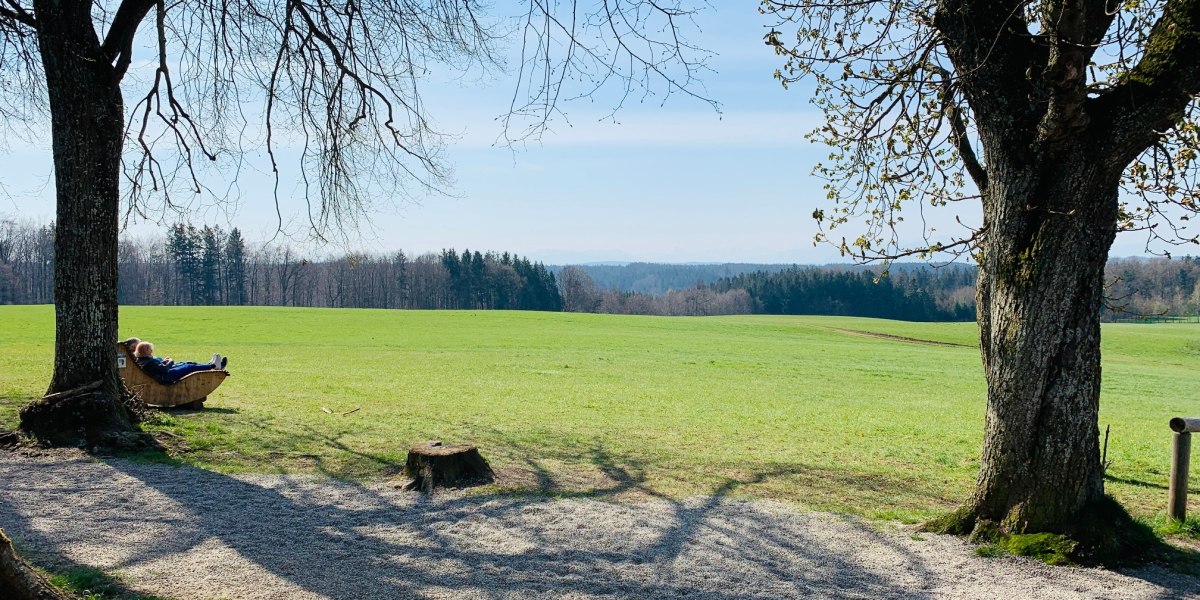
(1168, 417, 1200, 521)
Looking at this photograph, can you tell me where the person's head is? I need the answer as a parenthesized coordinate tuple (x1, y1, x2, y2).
(134, 341, 154, 358)
(122, 337, 141, 351)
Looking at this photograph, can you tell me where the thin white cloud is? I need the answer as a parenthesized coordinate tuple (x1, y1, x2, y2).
(452, 109, 826, 149)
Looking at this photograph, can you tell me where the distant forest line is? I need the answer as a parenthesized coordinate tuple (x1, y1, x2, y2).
(1, 221, 1198, 321)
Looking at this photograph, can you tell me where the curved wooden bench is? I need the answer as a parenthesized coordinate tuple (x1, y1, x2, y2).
(116, 342, 228, 408)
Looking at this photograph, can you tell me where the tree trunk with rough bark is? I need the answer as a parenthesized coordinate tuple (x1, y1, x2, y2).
(921, 0, 1181, 546)
(17, 0, 141, 447)
(0, 528, 69, 600)
(967, 146, 1120, 534)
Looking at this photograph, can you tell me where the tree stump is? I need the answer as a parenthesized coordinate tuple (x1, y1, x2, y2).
(403, 441, 494, 492)
(0, 528, 70, 600)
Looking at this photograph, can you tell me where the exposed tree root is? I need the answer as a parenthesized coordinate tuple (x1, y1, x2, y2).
(18, 390, 159, 452)
(0, 431, 21, 449)
(922, 496, 1165, 567)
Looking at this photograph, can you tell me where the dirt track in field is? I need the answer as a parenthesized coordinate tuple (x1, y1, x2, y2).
(830, 328, 973, 348)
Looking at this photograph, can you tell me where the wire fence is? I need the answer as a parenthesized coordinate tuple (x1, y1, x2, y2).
(1106, 315, 1200, 324)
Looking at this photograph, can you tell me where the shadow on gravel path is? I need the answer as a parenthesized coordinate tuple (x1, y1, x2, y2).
(0, 454, 1196, 599)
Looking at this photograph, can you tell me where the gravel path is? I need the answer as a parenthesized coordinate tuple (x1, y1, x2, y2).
(0, 454, 1196, 599)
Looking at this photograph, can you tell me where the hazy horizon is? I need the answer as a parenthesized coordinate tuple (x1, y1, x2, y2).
(0, 3, 1173, 265)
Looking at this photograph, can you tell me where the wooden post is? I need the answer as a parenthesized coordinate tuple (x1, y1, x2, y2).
(1168, 417, 1200, 521)
(1170, 432, 1191, 521)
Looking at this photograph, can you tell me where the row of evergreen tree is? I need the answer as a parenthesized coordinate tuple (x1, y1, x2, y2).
(157, 224, 249, 306)
(1, 221, 561, 311)
(704, 266, 977, 322)
(5, 219, 1200, 320)
(438, 249, 562, 311)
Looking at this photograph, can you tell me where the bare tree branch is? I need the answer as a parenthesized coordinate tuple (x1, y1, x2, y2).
(1090, 0, 1200, 164)
(946, 90, 987, 191)
(100, 0, 157, 81)
(504, 0, 717, 143)
(0, 0, 34, 28)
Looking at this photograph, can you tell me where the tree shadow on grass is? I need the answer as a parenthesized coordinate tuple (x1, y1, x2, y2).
(166, 406, 240, 415)
(1106, 473, 1200, 495)
(0, 451, 965, 600)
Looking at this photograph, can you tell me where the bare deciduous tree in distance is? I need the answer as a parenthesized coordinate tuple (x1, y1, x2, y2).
(558, 265, 601, 313)
(763, 0, 1200, 553)
(0, 0, 712, 447)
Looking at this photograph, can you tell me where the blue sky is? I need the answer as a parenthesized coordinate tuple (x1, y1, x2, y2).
(0, 3, 1154, 263)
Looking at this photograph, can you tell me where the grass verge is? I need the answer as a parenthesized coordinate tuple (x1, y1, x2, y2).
(44, 566, 166, 600)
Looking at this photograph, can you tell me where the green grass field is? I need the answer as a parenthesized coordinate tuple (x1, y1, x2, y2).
(1, 305, 1197, 523)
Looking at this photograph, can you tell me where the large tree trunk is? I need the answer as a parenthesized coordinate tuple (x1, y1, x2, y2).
(17, 0, 140, 447)
(0, 528, 70, 600)
(966, 145, 1121, 534)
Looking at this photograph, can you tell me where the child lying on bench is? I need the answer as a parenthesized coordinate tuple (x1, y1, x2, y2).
(133, 341, 228, 385)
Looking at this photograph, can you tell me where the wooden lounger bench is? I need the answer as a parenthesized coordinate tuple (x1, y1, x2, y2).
(116, 342, 228, 409)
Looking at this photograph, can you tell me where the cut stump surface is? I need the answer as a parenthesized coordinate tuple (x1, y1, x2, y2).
(403, 440, 494, 492)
